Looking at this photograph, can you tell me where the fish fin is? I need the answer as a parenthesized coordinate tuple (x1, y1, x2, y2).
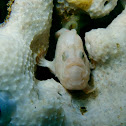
(38, 58, 56, 74)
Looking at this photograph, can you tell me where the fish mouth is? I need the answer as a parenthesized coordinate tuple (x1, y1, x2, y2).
(62, 64, 88, 90)
(66, 62, 84, 69)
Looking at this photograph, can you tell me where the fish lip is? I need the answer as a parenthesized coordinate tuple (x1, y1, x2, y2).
(66, 62, 84, 69)
(62, 77, 86, 90)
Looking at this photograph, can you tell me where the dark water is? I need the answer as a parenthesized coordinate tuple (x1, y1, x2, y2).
(0, 0, 9, 23)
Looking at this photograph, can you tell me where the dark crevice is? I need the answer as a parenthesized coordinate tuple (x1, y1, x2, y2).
(0, 0, 9, 23)
(45, 0, 62, 61)
(35, 65, 60, 82)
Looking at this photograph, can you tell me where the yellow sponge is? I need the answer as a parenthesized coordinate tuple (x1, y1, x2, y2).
(66, 0, 93, 11)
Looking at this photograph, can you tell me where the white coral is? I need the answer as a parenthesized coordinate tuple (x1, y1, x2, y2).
(0, 0, 57, 125)
(85, 7, 126, 62)
(84, 7, 126, 125)
(87, 0, 118, 18)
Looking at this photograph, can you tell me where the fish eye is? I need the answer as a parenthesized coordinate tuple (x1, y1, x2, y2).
(62, 52, 68, 61)
(80, 52, 84, 59)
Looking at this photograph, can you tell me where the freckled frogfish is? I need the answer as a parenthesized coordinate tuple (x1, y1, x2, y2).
(36, 28, 94, 94)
